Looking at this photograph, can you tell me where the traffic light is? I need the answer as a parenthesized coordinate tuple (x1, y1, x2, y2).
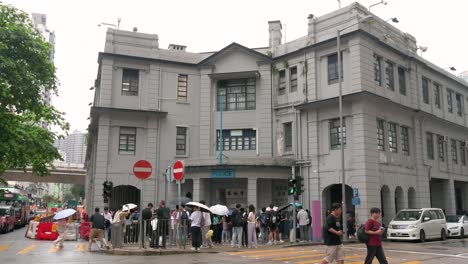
(296, 176, 305, 195)
(103, 181, 113, 203)
(288, 177, 297, 195)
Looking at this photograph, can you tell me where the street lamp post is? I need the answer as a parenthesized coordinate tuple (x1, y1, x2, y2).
(336, 15, 373, 241)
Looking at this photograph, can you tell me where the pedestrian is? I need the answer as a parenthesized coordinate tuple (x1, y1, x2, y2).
(52, 217, 68, 248)
(111, 205, 129, 248)
(199, 200, 213, 248)
(259, 207, 268, 243)
(231, 204, 243, 248)
(306, 209, 312, 241)
(240, 208, 248, 247)
(212, 214, 222, 244)
(297, 206, 308, 242)
(89, 207, 109, 251)
(189, 206, 203, 251)
(177, 204, 190, 248)
(170, 207, 178, 245)
(247, 204, 257, 248)
(222, 216, 232, 244)
(142, 203, 153, 241)
(364, 208, 388, 264)
(102, 207, 113, 241)
(155, 200, 170, 248)
(347, 213, 356, 239)
(320, 203, 345, 264)
(266, 205, 278, 245)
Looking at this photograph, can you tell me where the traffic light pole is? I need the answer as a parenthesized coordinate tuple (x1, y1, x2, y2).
(291, 166, 296, 243)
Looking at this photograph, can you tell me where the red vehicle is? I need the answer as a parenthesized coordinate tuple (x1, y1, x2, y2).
(0, 205, 15, 233)
(0, 188, 30, 228)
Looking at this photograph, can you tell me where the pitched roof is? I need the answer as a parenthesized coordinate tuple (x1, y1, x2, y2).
(198, 42, 272, 65)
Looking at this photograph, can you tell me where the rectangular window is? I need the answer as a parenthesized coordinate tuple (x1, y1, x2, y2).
(438, 135, 445, 161)
(422, 77, 429, 104)
(176, 127, 187, 156)
(460, 141, 466, 166)
(278, 70, 286, 95)
(374, 55, 382, 86)
(388, 122, 398, 153)
(456, 93, 463, 116)
(377, 119, 385, 151)
(398, 67, 406, 95)
(426, 132, 434, 160)
(434, 83, 441, 108)
(216, 129, 256, 151)
(451, 139, 458, 164)
(217, 78, 256, 111)
(447, 89, 453, 113)
(401, 126, 410, 156)
(284, 122, 293, 153)
(177, 74, 188, 102)
(121, 69, 139, 96)
(327, 53, 343, 83)
(289, 67, 298, 92)
(330, 118, 346, 149)
(385, 61, 394, 90)
(119, 127, 136, 155)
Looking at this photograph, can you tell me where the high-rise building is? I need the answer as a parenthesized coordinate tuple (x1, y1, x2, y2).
(55, 130, 87, 165)
(31, 13, 55, 128)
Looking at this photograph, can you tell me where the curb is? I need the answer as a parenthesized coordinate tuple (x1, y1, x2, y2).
(101, 248, 222, 256)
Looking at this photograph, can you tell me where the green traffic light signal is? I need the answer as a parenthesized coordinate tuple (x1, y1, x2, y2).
(288, 178, 297, 195)
(288, 186, 297, 195)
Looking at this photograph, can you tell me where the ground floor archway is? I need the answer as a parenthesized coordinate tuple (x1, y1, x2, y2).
(408, 187, 416, 209)
(322, 184, 353, 217)
(109, 185, 140, 211)
(395, 186, 404, 213)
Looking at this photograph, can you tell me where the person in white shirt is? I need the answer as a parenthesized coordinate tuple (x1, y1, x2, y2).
(102, 207, 113, 241)
(297, 206, 309, 242)
(200, 200, 212, 248)
(189, 206, 203, 251)
(247, 204, 258, 248)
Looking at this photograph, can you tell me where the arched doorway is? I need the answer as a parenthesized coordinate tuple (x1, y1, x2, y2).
(380, 185, 391, 219)
(395, 186, 404, 213)
(408, 187, 416, 209)
(109, 185, 141, 211)
(322, 184, 353, 217)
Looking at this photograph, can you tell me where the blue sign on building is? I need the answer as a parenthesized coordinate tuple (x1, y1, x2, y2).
(210, 168, 236, 178)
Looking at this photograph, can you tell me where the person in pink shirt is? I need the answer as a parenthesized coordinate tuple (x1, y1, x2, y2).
(364, 207, 388, 264)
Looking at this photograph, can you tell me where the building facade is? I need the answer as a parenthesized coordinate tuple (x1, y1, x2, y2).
(86, 2, 468, 228)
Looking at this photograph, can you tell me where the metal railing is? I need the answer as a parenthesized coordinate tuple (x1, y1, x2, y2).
(110, 219, 190, 249)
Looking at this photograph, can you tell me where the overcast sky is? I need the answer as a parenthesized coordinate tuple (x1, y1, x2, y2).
(5, 0, 468, 133)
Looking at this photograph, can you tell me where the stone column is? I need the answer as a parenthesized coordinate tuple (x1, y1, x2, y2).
(193, 178, 201, 203)
(247, 177, 258, 209)
(444, 179, 456, 215)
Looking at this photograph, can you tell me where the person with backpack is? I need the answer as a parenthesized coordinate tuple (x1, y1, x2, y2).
(363, 207, 388, 264)
(320, 203, 344, 264)
(177, 204, 190, 248)
(259, 207, 268, 243)
(266, 204, 278, 245)
(230, 204, 243, 248)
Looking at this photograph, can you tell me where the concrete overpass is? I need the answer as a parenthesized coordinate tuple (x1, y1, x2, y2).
(1, 167, 86, 184)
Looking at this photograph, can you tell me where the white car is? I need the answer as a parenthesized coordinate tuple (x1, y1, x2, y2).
(446, 215, 468, 238)
(387, 208, 447, 242)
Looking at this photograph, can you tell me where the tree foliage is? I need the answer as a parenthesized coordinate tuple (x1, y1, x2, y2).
(70, 184, 85, 200)
(0, 2, 68, 177)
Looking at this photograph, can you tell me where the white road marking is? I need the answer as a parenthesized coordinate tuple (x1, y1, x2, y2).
(344, 246, 468, 259)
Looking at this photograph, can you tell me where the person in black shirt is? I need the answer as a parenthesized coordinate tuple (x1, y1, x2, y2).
(320, 203, 344, 264)
(89, 207, 109, 251)
(142, 203, 153, 237)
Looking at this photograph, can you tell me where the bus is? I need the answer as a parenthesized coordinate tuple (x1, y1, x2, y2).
(0, 188, 30, 228)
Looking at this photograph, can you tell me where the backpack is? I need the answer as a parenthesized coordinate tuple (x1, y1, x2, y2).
(162, 207, 170, 219)
(180, 210, 189, 220)
(231, 210, 241, 226)
(239, 212, 247, 226)
(357, 221, 373, 244)
(259, 212, 267, 226)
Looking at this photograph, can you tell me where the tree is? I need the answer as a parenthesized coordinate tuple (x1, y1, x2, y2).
(70, 184, 84, 200)
(0, 2, 68, 179)
(42, 194, 56, 205)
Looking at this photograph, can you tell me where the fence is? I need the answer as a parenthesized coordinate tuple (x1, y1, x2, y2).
(110, 219, 190, 249)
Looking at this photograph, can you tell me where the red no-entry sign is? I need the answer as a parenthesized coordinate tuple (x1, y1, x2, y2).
(173, 160, 184, 181)
(133, 160, 152, 180)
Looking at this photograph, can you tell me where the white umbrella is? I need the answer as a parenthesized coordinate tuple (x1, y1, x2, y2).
(210, 204, 229, 216)
(53, 208, 76, 220)
(123, 203, 138, 212)
(186, 202, 211, 213)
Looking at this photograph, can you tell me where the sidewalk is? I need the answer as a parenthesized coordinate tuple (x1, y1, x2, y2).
(102, 239, 359, 255)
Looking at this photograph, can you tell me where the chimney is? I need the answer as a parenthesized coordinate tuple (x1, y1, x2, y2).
(168, 44, 187, 52)
(307, 14, 316, 44)
(268, 20, 282, 51)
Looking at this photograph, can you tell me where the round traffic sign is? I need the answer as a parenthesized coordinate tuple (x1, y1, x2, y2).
(173, 160, 184, 181)
(133, 160, 152, 180)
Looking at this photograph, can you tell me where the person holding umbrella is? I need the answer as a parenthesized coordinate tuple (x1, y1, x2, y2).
(52, 208, 76, 249)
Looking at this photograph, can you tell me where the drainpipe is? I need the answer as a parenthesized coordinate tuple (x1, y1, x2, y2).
(270, 65, 275, 157)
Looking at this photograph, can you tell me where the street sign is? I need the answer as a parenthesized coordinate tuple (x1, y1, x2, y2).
(352, 197, 361, 205)
(353, 188, 359, 198)
(173, 160, 184, 181)
(133, 160, 152, 180)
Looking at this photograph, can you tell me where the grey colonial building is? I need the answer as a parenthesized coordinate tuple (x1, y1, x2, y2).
(86, 2, 468, 227)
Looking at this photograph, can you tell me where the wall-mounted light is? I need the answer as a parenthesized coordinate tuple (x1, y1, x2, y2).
(88, 102, 92, 106)
(444, 67, 457, 71)
(369, 0, 387, 11)
(386, 17, 399, 23)
(89, 87, 94, 90)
